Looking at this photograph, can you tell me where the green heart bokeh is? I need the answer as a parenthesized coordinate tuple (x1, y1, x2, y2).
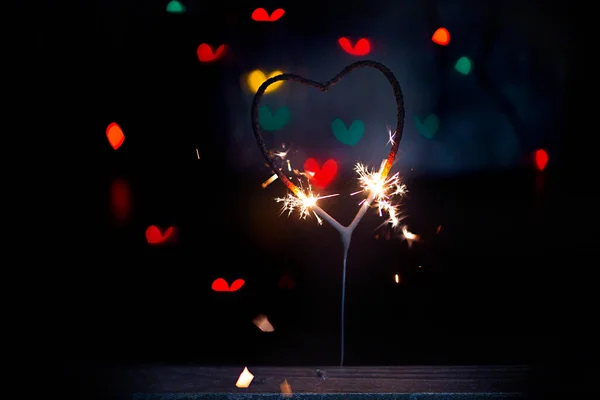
(166, 1, 186, 13)
(454, 56, 472, 75)
(331, 118, 364, 146)
(414, 114, 439, 139)
(259, 105, 291, 131)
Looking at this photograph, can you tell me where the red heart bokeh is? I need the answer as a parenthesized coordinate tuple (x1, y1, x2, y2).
(338, 37, 371, 56)
(304, 158, 338, 189)
(251, 8, 285, 22)
(211, 278, 245, 292)
(197, 43, 226, 63)
(534, 149, 548, 171)
(145, 225, 175, 245)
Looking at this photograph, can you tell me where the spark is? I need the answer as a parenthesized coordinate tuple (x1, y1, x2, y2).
(275, 183, 338, 225)
(263, 145, 294, 188)
(252, 314, 275, 332)
(196, 148, 200, 159)
(386, 125, 396, 146)
(401, 226, 420, 247)
(235, 367, 254, 388)
(280, 379, 293, 397)
(262, 173, 278, 188)
(352, 159, 407, 228)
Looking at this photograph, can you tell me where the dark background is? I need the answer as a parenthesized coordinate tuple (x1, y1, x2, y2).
(33, 0, 587, 371)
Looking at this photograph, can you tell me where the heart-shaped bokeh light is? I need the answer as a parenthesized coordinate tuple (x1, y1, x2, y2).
(248, 70, 284, 94)
(338, 37, 371, 56)
(251, 8, 285, 22)
(197, 43, 226, 63)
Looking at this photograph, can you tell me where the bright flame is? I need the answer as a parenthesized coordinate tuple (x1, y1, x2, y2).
(353, 159, 407, 227)
(275, 183, 338, 225)
(394, 273, 400, 283)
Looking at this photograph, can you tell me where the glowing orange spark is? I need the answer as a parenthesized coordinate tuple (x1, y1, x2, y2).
(280, 379, 293, 397)
(252, 314, 275, 332)
(262, 174, 278, 188)
(236, 367, 254, 388)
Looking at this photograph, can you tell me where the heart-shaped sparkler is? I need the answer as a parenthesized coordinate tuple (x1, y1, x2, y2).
(251, 60, 405, 367)
(252, 60, 404, 219)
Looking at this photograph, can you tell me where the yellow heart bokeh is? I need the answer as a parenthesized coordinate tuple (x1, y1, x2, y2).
(247, 70, 284, 94)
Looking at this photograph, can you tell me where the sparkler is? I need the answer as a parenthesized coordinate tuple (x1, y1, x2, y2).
(251, 60, 409, 367)
(269, 151, 412, 367)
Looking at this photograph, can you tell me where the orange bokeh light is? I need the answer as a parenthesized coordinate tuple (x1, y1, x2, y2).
(106, 122, 125, 150)
(432, 27, 451, 45)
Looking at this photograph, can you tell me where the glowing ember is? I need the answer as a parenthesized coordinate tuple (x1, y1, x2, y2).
(280, 379, 293, 397)
(262, 173, 278, 188)
(252, 314, 275, 332)
(235, 367, 254, 388)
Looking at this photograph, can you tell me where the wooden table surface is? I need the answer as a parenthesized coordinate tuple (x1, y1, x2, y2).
(68, 365, 555, 399)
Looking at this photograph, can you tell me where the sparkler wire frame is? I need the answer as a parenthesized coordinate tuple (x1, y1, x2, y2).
(251, 60, 405, 366)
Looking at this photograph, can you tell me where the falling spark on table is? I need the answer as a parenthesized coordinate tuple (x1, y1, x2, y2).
(280, 379, 293, 397)
(236, 367, 254, 388)
(352, 159, 407, 228)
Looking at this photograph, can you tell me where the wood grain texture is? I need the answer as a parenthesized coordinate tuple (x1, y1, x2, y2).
(115, 365, 532, 396)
